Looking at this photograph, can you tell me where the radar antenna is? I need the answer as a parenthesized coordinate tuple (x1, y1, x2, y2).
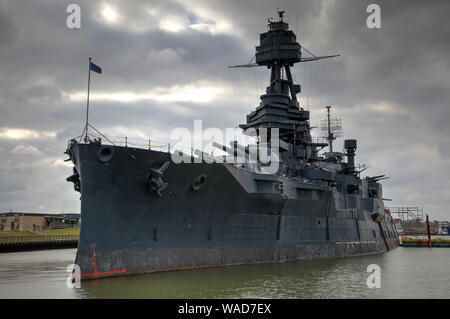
(320, 106, 342, 152)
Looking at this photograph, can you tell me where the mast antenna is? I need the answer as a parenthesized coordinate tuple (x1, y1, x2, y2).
(326, 106, 333, 152)
(320, 106, 342, 153)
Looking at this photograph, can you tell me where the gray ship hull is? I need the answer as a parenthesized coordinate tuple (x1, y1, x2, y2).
(69, 143, 399, 280)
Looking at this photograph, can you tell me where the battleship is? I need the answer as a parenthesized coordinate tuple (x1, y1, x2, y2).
(65, 10, 399, 280)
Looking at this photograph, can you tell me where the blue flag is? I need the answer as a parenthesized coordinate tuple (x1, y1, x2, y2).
(90, 61, 102, 74)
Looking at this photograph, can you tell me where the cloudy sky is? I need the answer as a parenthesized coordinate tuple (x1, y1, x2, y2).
(0, 0, 449, 220)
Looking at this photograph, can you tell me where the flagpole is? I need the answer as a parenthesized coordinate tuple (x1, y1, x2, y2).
(84, 56, 92, 143)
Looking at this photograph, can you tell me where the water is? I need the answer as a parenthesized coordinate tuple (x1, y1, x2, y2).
(0, 247, 449, 298)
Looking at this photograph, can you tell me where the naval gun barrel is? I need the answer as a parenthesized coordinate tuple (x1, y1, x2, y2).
(229, 141, 249, 154)
(369, 175, 385, 180)
(212, 142, 233, 155)
(368, 175, 390, 182)
(212, 142, 246, 157)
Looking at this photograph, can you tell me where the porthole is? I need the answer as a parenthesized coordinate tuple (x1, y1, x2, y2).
(97, 146, 114, 163)
(192, 174, 207, 191)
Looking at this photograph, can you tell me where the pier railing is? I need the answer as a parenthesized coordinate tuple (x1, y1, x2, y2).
(0, 235, 78, 244)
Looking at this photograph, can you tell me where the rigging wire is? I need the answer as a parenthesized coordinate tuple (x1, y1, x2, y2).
(300, 45, 317, 58)
(307, 61, 310, 110)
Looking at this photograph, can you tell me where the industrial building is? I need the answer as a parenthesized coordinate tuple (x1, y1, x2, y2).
(0, 212, 80, 232)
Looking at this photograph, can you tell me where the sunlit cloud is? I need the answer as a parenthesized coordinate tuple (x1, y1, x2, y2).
(11, 145, 42, 155)
(369, 102, 406, 115)
(102, 126, 151, 141)
(158, 16, 188, 33)
(155, 86, 219, 103)
(176, 1, 233, 35)
(189, 18, 232, 35)
(0, 128, 57, 140)
(95, 3, 232, 35)
(63, 83, 228, 104)
(52, 158, 73, 168)
(0, 128, 40, 139)
(100, 3, 120, 24)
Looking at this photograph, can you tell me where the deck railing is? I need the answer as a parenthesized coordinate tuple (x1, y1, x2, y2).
(72, 133, 171, 152)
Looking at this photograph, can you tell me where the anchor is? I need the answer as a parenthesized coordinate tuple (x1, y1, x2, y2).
(146, 161, 170, 197)
(66, 167, 81, 192)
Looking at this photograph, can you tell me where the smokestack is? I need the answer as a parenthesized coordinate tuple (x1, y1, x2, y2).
(344, 139, 357, 173)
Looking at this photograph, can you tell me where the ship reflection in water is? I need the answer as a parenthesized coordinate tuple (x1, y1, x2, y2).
(0, 248, 449, 298)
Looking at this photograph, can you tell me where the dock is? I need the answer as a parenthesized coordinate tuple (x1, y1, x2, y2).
(401, 236, 450, 247)
(0, 235, 78, 252)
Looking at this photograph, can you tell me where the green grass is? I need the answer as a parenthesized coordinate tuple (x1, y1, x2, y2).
(40, 228, 80, 236)
(0, 231, 36, 237)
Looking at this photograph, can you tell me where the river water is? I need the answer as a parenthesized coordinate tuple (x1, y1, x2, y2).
(0, 247, 448, 298)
